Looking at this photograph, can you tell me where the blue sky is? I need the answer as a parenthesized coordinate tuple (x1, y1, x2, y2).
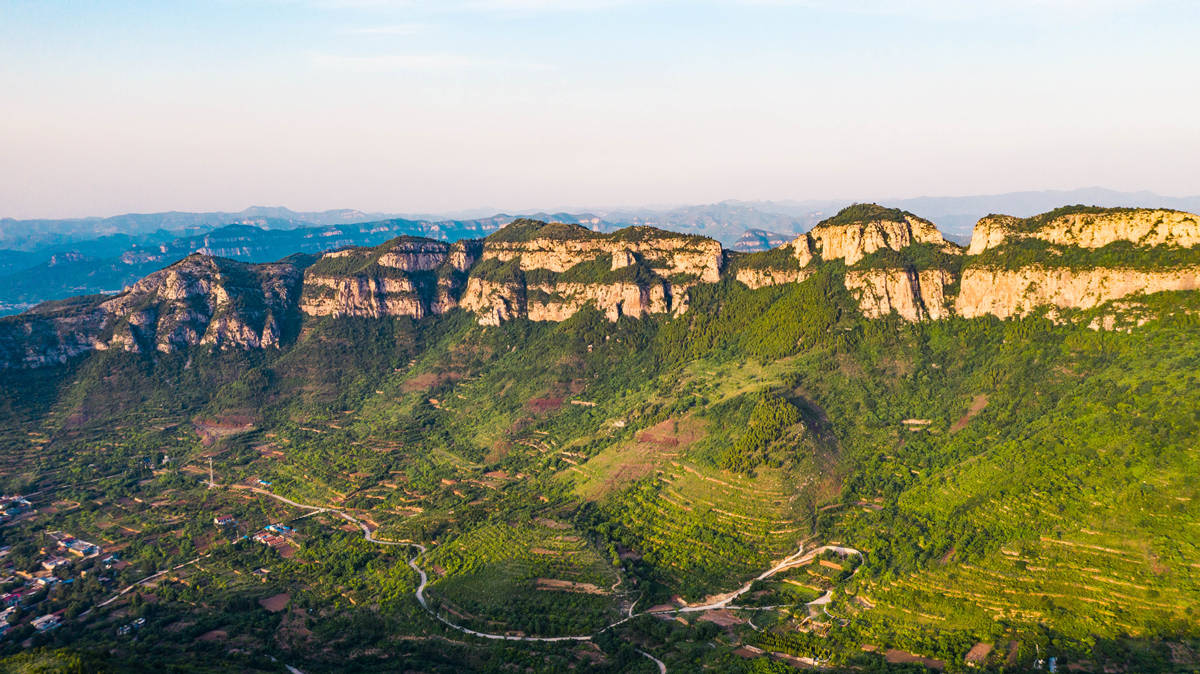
(2, 0, 1198, 218)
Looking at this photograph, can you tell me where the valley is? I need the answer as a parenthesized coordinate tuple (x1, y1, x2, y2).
(0, 205, 1198, 672)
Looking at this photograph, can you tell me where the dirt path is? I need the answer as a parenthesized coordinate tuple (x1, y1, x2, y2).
(668, 545, 862, 613)
(638, 649, 667, 673)
(95, 554, 211, 609)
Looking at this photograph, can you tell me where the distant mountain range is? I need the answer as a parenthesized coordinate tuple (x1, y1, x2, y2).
(0, 216, 519, 314)
(2, 188, 1197, 314)
(730, 229, 794, 253)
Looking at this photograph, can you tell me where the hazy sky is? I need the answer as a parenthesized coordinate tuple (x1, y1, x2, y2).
(2, 0, 1199, 218)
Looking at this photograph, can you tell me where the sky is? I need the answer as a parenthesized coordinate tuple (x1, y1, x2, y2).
(2, 0, 1199, 219)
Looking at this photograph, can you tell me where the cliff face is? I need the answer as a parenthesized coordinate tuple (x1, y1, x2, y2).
(0, 255, 306, 369)
(299, 239, 480, 319)
(967, 208, 1200, 255)
(734, 268, 812, 290)
(732, 205, 959, 297)
(455, 220, 715, 325)
(955, 267, 1200, 319)
(460, 277, 678, 326)
(105, 255, 303, 354)
(99, 255, 303, 353)
(0, 297, 111, 369)
(5, 208, 1200, 369)
(845, 269, 954, 321)
(481, 222, 723, 283)
(734, 205, 1200, 324)
(806, 211, 950, 266)
(965, 215, 1021, 255)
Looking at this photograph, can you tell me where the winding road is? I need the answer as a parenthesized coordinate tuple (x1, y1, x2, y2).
(241, 486, 864, 672)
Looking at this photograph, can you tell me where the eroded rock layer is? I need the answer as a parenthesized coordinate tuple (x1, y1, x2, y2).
(5, 205, 1200, 369)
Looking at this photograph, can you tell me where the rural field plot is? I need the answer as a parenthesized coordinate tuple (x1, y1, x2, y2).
(860, 528, 1200, 640)
(422, 519, 623, 636)
(602, 460, 809, 599)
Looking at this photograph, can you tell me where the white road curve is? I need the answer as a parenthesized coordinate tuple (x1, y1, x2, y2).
(245, 486, 866, 671)
(97, 555, 210, 608)
(637, 649, 667, 673)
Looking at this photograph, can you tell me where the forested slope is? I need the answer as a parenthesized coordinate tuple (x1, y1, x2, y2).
(0, 206, 1197, 672)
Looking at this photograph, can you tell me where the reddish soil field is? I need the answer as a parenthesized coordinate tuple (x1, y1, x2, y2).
(258, 593, 291, 613)
(526, 396, 564, 414)
(193, 414, 256, 446)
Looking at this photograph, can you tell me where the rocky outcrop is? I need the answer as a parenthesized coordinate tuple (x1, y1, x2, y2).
(452, 220, 716, 324)
(301, 276, 432, 319)
(733, 205, 958, 293)
(965, 215, 1022, 255)
(955, 266, 1200, 319)
(460, 276, 683, 326)
(845, 269, 954, 321)
(483, 221, 723, 283)
(98, 255, 303, 353)
(805, 206, 952, 266)
(459, 278, 525, 327)
(788, 236, 815, 267)
(0, 297, 111, 369)
(530, 282, 673, 322)
(0, 254, 306, 368)
(7, 207, 1200, 368)
(967, 208, 1200, 255)
(734, 268, 812, 290)
(299, 238, 481, 319)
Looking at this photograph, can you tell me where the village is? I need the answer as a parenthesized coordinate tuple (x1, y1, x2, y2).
(2, 493, 113, 642)
(0, 485, 304, 649)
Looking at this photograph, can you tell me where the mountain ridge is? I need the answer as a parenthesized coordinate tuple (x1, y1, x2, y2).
(4, 203, 1198, 370)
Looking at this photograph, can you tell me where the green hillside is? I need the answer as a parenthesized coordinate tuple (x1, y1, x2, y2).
(0, 240, 1198, 672)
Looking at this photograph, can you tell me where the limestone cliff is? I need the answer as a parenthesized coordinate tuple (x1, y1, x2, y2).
(482, 220, 723, 283)
(299, 238, 480, 319)
(844, 269, 954, 321)
(955, 266, 1200, 319)
(965, 215, 1022, 255)
(967, 207, 1200, 255)
(459, 277, 526, 327)
(104, 255, 303, 354)
(6, 206, 1200, 369)
(805, 204, 954, 266)
(734, 267, 812, 290)
(460, 276, 678, 326)
(731, 204, 959, 294)
(455, 220, 713, 324)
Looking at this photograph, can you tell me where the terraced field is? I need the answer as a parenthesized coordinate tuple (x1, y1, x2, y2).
(861, 528, 1200, 639)
(421, 520, 624, 636)
(601, 460, 810, 599)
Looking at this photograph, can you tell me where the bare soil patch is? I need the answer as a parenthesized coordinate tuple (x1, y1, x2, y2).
(697, 609, 745, 627)
(950, 394, 989, 433)
(965, 642, 993, 666)
(885, 649, 945, 670)
(534, 578, 608, 595)
(402, 371, 462, 393)
(197, 629, 228, 642)
(526, 396, 564, 414)
(193, 414, 256, 446)
(259, 593, 291, 613)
